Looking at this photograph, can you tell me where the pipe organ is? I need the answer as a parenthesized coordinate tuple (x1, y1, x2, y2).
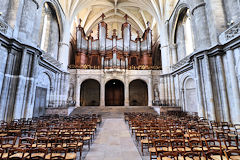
(74, 14, 153, 69)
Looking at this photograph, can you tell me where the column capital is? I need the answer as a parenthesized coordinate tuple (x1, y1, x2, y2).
(58, 42, 69, 47)
(192, 2, 206, 15)
(170, 43, 177, 49)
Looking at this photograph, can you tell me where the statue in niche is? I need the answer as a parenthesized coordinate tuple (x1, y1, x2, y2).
(67, 84, 75, 105)
(154, 88, 160, 101)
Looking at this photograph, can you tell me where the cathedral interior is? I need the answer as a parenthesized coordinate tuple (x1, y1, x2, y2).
(0, 0, 240, 159)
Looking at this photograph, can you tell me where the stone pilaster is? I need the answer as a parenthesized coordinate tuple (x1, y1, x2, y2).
(204, 54, 216, 120)
(194, 56, 205, 118)
(124, 75, 129, 106)
(100, 75, 105, 106)
(25, 53, 38, 119)
(0, 48, 13, 120)
(192, 0, 211, 49)
(226, 49, 240, 123)
(75, 76, 80, 107)
(148, 77, 153, 106)
(216, 55, 230, 122)
(13, 48, 27, 119)
(171, 44, 177, 65)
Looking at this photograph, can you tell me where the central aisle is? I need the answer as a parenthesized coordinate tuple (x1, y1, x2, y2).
(85, 119, 142, 160)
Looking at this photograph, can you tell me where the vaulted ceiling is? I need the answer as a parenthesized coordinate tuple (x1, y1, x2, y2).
(58, 0, 178, 41)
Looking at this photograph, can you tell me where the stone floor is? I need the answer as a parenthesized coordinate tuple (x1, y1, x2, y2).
(84, 119, 142, 160)
(70, 106, 157, 118)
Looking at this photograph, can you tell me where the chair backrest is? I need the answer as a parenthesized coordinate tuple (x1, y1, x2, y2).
(183, 152, 200, 160)
(50, 147, 67, 159)
(159, 151, 178, 160)
(19, 137, 35, 148)
(29, 147, 47, 160)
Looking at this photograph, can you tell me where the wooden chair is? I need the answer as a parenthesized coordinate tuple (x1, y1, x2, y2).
(224, 150, 240, 160)
(205, 139, 222, 152)
(204, 150, 225, 160)
(157, 151, 178, 160)
(45, 147, 67, 160)
(27, 147, 47, 160)
(1, 136, 17, 151)
(8, 147, 29, 160)
(17, 137, 35, 148)
(0, 148, 8, 159)
(189, 139, 208, 153)
(183, 152, 201, 160)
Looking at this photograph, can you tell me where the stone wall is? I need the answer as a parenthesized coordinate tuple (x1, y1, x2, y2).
(0, 14, 68, 121)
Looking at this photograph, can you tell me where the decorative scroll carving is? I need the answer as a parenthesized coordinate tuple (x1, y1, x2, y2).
(225, 22, 240, 40)
(172, 55, 191, 71)
(219, 21, 240, 44)
(0, 19, 8, 34)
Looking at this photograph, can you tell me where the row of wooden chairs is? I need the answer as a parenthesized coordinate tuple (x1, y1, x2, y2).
(0, 114, 102, 160)
(124, 112, 240, 160)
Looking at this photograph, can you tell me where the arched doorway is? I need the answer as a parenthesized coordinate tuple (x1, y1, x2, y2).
(129, 80, 148, 106)
(105, 79, 124, 106)
(80, 79, 100, 106)
(183, 78, 198, 113)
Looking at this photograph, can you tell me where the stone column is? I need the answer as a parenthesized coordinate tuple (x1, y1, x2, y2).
(164, 76, 168, 105)
(192, 0, 211, 49)
(160, 22, 170, 74)
(0, 48, 14, 120)
(59, 73, 65, 107)
(0, 42, 8, 95)
(159, 77, 165, 105)
(168, 76, 172, 105)
(75, 76, 80, 107)
(17, 0, 38, 42)
(171, 44, 177, 65)
(171, 76, 176, 106)
(6, 0, 24, 37)
(216, 55, 230, 122)
(176, 74, 180, 106)
(24, 53, 38, 119)
(63, 73, 69, 106)
(181, 89, 185, 111)
(54, 73, 59, 107)
(194, 56, 205, 118)
(100, 75, 105, 106)
(13, 48, 27, 119)
(148, 77, 153, 106)
(226, 49, 240, 123)
(204, 54, 216, 120)
(58, 42, 69, 71)
(124, 76, 129, 106)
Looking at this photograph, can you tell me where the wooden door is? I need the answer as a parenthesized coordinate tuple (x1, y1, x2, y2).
(33, 87, 47, 117)
(105, 80, 124, 106)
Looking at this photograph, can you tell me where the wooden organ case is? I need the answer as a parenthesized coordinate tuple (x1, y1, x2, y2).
(74, 14, 153, 69)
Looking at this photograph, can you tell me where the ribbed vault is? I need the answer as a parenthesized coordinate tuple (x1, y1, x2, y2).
(58, 0, 178, 41)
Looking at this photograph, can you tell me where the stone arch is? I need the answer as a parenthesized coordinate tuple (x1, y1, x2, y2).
(39, 0, 64, 41)
(38, 1, 61, 59)
(80, 79, 100, 106)
(33, 72, 52, 117)
(129, 79, 148, 106)
(171, 3, 195, 61)
(182, 76, 198, 113)
(170, 3, 191, 44)
(105, 79, 125, 106)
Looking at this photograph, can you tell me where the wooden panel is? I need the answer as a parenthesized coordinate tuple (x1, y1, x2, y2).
(105, 80, 124, 106)
(33, 87, 47, 117)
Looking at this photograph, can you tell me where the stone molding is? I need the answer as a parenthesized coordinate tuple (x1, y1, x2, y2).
(191, 2, 206, 15)
(219, 21, 240, 44)
(172, 55, 191, 71)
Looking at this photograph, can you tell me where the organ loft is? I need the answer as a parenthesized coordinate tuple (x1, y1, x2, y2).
(67, 14, 162, 107)
(70, 14, 160, 70)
